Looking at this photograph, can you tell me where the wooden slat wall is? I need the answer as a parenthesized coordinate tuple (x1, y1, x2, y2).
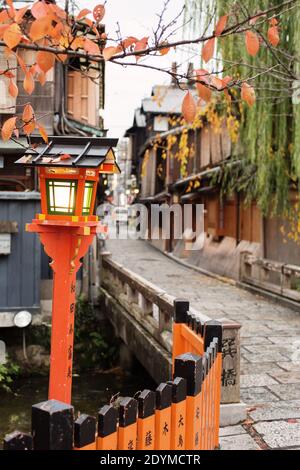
(67, 70, 98, 127)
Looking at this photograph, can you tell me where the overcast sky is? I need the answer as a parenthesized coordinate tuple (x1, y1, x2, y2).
(77, 0, 185, 138)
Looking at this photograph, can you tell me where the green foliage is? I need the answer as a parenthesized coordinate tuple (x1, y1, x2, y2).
(74, 296, 119, 371)
(0, 359, 20, 393)
(185, 0, 300, 216)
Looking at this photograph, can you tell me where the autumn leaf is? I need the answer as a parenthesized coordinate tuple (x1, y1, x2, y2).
(23, 103, 35, 123)
(3, 23, 22, 49)
(122, 37, 138, 49)
(195, 69, 210, 84)
(1, 117, 17, 142)
(70, 37, 85, 51)
(36, 51, 55, 73)
(202, 37, 215, 64)
(241, 83, 256, 106)
(270, 18, 278, 27)
(93, 4, 106, 22)
(37, 124, 48, 144)
(61, 154, 72, 160)
(182, 91, 197, 123)
(0, 10, 10, 23)
(29, 17, 52, 41)
(268, 26, 280, 47)
(134, 37, 149, 61)
(37, 71, 46, 86)
(84, 38, 100, 55)
(16, 53, 27, 73)
(31, 1, 49, 20)
(215, 15, 228, 36)
(245, 31, 260, 57)
(15, 6, 29, 24)
(8, 79, 18, 98)
(76, 9, 91, 21)
(159, 42, 170, 55)
(211, 76, 223, 90)
(197, 84, 212, 103)
(103, 46, 120, 61)
(23, 71, 35, 95)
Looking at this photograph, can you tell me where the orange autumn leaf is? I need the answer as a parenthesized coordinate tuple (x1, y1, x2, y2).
(93, 5, 106, 23)
(103, 46, 120, 61)
(134, 37, 149, 61)
(37, 71, 46, 86)
(211, 76, 223, 90)
(8, 79, 18, 98)
(245, 31, 260, 57)
(270, 18, 278, 27)
(37, 124, 48, 144)
(0, 10, 10, 24)
(16, 53, 27, 73)
(159, 42, 170, 55)
(36, 51, 55, 73)
(197, 83, 212, 103)
(84, 38, 100, 55)
(70, 37, 85, 51)
(122, 37, 138, 49)
(215, 15, 228, 36)
(29, 17, 52, 41)
(60, 154, 72, 160)
(23, 71, 35, 95)
(268, 26, 280, 47)
(22, 103, 35, 123)
(182, 91, 197, 123)
(1, 116, 17, 142)
(202, 37, 215, 63)
(3, 23, 22, 49)
(15, 6, 29, 24)
(76, 9, 91, 21)
(31, 1, 49, 19)
(241, 83, 256, 106)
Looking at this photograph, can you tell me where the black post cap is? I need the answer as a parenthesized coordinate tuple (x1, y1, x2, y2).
(174, 353, 203, 396)
(173, 299, 189, 324)
(31, 399, 74, 450)
(74, 414, 96, 448)
(119, 397, 138, 428)
(167, 377, 187, 403)
(137, 390, 156, 419)
(3, 431, 33, 450)
(156, 383, 172, 410)
(98, 405, 118, 438)
(204, 320, 223, 352)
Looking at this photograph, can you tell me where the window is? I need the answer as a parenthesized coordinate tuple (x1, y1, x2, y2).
(46, 180, 77, 215)
(82, 181, 95, 215)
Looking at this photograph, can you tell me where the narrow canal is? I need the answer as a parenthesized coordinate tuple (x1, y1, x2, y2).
(0, 364, 156, 443)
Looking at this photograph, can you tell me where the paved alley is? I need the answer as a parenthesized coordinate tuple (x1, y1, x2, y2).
(107, 239, 300, 450)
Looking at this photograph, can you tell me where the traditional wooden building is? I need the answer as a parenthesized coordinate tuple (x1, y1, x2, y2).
(126, 80, 300, 302)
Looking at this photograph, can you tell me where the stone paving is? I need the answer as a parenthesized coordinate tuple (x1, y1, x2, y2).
(107, 239, 300, 450)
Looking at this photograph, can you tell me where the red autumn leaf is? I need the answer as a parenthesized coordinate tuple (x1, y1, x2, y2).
(245, 31, 260, 57)
(197, 83, 212, 103)
(202, 37, 215, 63)
(268, 26, 280, 47)
(23, 71, 35, 95)
(60, 154, 72, 161)
(76, 9, 91, 21)
(84, 38, 100, 55)
(241, 83, 256, 106)
(134, 37, 149, 60)
(103, 46, 120, 61)
(215, 15, 228, 36)
(93, 4, 106, 23)
(29, 18, 52, 41)
(4, 70, 15, 78)
(3, 23, 22, 49)
(37, 124, 48, 144)
(31, 1, 49, 19)
(182, 91, 197, 123)
(1, 116, 17, 142)
(8, 79, 18, 98)
(36, 51, 55, 73)
(270, 18, 278, 27)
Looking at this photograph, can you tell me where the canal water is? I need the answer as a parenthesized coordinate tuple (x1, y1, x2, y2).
(0, 364, 156, 444)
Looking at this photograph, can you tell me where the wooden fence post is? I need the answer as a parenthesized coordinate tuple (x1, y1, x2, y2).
(3, 431, 33, 450)
(167, 376, 187, 451)
(155, 383, 172, 450)
(174, 353, 203, 450)
(74, 414, 96, 450)
(137, 390, 156, 450)
(97, 405, 118, 450)
(117, 397, 138, 450)
(31, 399, 74, 450)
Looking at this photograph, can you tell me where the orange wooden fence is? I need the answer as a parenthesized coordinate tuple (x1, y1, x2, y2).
(3, 300, 222, 451)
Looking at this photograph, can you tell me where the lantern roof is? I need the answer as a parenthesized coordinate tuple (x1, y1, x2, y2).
(15, 136, 120, 173)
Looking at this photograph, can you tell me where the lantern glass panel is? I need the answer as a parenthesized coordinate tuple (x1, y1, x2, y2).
(46, 180, 77, 215)
(82, 181, 95, 215)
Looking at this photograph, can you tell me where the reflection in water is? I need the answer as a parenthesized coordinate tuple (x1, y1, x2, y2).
(0, 365, 156, 443)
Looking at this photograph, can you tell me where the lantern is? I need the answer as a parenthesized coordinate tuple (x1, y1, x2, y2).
(15, 136, 120, 404)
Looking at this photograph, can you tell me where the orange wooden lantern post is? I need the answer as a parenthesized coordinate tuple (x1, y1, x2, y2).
(15, 137, 120, 404)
